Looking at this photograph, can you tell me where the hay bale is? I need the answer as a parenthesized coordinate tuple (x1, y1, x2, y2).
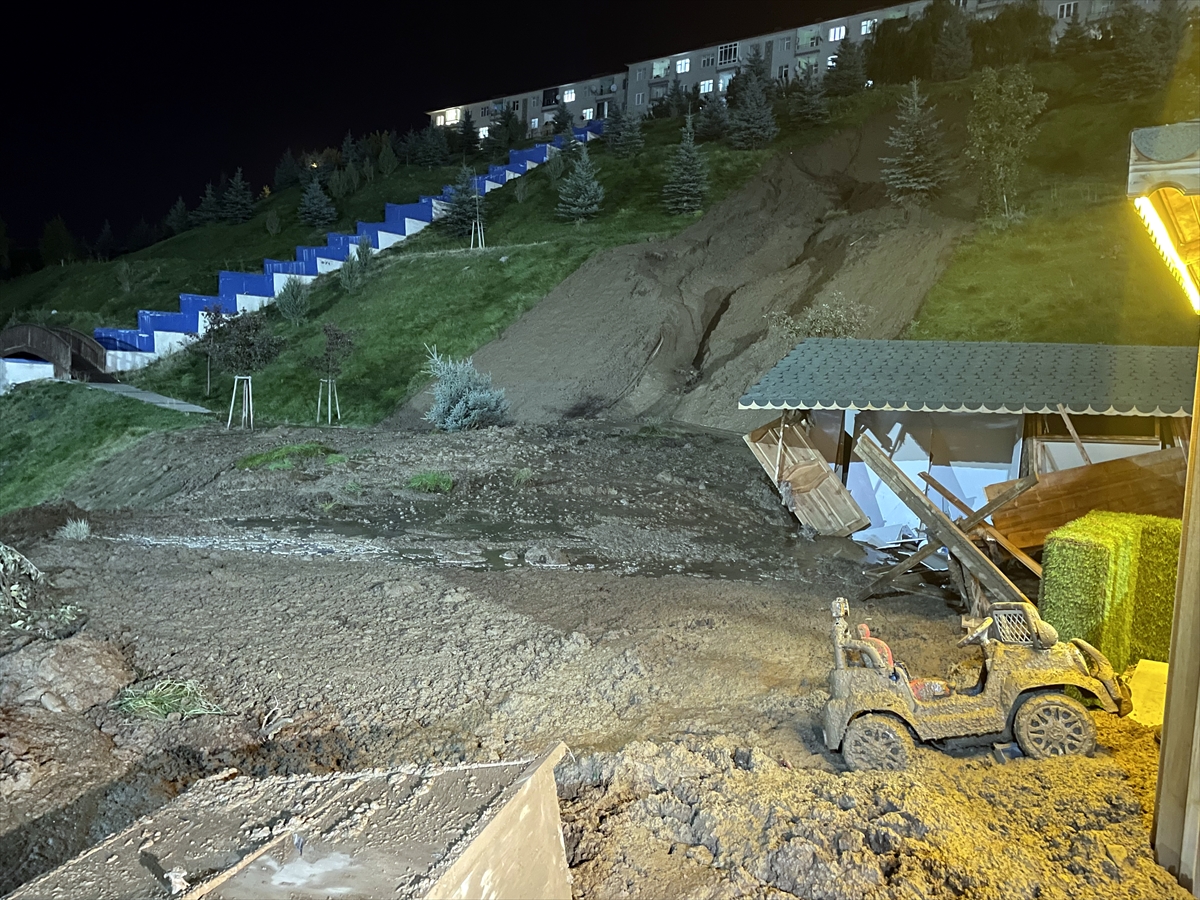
(1039, 511, 1179, 673)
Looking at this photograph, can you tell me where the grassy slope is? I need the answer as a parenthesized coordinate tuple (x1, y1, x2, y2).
(907, 56, 1200, 346)
(0, 382, 198, 515)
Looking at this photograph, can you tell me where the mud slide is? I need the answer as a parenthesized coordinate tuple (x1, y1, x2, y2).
(428, 112, 971, 433)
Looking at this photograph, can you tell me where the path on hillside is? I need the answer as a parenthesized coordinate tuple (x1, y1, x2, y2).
(83, 382, 211, 414)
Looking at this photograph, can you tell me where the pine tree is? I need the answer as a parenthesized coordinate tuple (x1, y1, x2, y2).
(966, 65, 1047, 218)
(825, 38, 867, 97)
(166, 196, 190, 235)
(378, 141, 398, 177)
(416, 126, 450, 167)
(298, 177, 337, 228)
(666, 78, 689, 117)
(1055, 12, 1096, 57)
(607, 104, 644, 157)
(191, 183, 221, 226)
(931, 10, 973, 81)
(93, 220, 115, 260)
(460, 109, 479, 155)
(346, 160, 361, 192)
(695, 98, 730, 141)
(39, 216, 77, 266)
(221, 168, 254, 223)
(787, 67, 830, 125)
(274, 149, 302, 190)
(880, 79, 952, 204)
(497, 106, 522, 147)
(552, 97, 573, 135)
(1101, 1, 1179, 100)
(728, 70, 779, 149)
(443, 166, 483, 238)
(662, 115, 709, 215)
(556, 145, 604, 223)
(340, 130, 359, 167)
(603, 103, 627, 150)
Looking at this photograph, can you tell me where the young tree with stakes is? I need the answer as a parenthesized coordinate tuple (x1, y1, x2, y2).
(444, 166, 484, 239)
(186, 305, 229, 397)
(209, 311, 284, 429)
(310, 322, 355, 424)
(965, 65, 1047, 219)
(556, 145, 604, 223)
(298, 177, 337, 228)
(662, 115, 709, 215)
(880, 79, 952, 205)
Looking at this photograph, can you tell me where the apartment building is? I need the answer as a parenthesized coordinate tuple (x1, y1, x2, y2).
(427, 0, 1185, 134)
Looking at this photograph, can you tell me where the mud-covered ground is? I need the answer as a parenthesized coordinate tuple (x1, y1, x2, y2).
(0, 421, 1184, 898)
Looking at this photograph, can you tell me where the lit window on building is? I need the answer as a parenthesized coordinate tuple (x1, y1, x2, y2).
(699, 79, 714, 94)
(446, 108, 461, 124)
(829, 25, 846, 42)
(718, 72, 734, 91)
(478, 126, 489, 139)
(436, 115, 445, 126)
(718, 42, 738, 65)
(861, 18, 878, 35)
(582, 108, 594, 121)
(653, 59, 670, 78)
(676, 58, 690, 74)
(828, 55, 838, 68)
(564, 88, 576, 102)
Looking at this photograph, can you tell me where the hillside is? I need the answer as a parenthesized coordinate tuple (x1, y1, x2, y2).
(2, 52, 1196, 515)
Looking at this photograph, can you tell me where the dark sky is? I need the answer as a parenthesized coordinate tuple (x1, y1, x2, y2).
(1, 1, 878, 248)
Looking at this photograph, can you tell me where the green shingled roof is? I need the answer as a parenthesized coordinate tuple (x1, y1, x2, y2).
(739, 340, 1196, 416)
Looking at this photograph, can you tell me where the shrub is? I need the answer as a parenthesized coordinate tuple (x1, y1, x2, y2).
(1040, 511, 1180, 672)
(265, 208, 281, 235)
(274, 276, 311, 326)
(339, 248, 365, 294)
(55, 518, 91, 540)
(795, 292, 869, 338)
(423, 345, 509, 432)
(407, 471, 454, 493)
(512, 467, 534, 487)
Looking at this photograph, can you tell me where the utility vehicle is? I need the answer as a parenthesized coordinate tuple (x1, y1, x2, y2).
(823, 598, 1132, 770)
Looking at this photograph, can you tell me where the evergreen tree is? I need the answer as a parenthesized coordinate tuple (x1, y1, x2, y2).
(166, 196, 190, 235)
(191, 183, 221, 226)
(221, 168, 254, 223)
(378, 141, 398, 177)
(825, 37, 867, 96)
(606, 104, 644, 157)
(298, 177, 337, 228)
(443, 166, 483, 239)
(665, 77, 689, 118)
(94, 220, 115, 260)
(346, 159, 361, 192)
(787, 67, 830, 125)
(728, 46, 777, 107)
(556, 145, 604, 223)
(125, 218, 159, 251)
(880, 79, 952, 204)
(397, 129, 419, 166)
(662, 115, 709, 215)
(552, 97, 573, 134)
(39, 216, 77, 265)
(970, 0, 1054, 68)
(1055, 12, 1096, 57)
(340, 130, 360, 167)
(728, 69, 779, 149)
(460, 109, 479, 155)
(497, 105, 522, 147)
(931, 8, 973, 80)
(416, 126, 450, 167)
(1101, 1, 1184, 99)
(966, 65, 1047, 218)
(695, 98, 730, 141)
(274, 149, 302, 190)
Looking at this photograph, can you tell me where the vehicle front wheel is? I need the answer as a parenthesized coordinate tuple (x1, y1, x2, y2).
(842, 714, 915, 771)
(1013, 693, 1096, 759)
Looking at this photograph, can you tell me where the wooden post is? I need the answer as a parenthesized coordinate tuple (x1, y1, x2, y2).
(1154, 344, 1200, 889)
(1057, 403, 1093, 465)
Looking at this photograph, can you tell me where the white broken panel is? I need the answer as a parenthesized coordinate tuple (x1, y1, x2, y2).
(8, 743, 570, 900)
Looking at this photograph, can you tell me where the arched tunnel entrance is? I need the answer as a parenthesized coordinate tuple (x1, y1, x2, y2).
(0, 324, 117, 384)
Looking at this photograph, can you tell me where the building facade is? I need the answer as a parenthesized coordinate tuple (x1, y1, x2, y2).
(429, 0, 1183, 137)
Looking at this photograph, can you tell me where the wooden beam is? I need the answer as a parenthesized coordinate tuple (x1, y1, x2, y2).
(855, 436, 1029, 605)
(1154, 355, 1200, 887)
(1057, 403, 1093, 465)
(859, 475, 1037, 598)
(919, 472, 1044, 578)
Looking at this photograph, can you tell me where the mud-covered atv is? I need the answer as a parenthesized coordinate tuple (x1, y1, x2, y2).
(822, 598, 1132, 770)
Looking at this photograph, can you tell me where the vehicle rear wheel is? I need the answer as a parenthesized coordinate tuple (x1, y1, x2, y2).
(1013, 693, 1096, 759)
(842, 714, 915, 771)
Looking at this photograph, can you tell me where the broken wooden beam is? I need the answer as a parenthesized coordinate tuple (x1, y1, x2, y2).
(919, 472, 1043, 578)
(855, 436, 1029, 606)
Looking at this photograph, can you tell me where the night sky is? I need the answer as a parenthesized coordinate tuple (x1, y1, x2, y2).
(1, 2, 878, 250)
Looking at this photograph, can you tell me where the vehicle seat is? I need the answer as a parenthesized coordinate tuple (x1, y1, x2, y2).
(856, 624, 894, 667)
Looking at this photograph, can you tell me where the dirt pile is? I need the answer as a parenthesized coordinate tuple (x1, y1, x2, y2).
(558, 721, 1184, 900)
(444, 116, 969, 433)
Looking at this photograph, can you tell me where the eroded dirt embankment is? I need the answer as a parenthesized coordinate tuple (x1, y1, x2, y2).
(423, 115, 971, 433)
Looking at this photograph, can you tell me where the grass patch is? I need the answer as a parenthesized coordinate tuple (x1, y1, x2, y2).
(0, 382, 200, 515)
(512, 467, 534, 487)
(344, 480, 365, 495)
(113, 678, 225, 720)
(55, 518, 91, 540)
(235, 442, 335, 470)
(406, 471, 453, 493)
(325, 453, 348, 465)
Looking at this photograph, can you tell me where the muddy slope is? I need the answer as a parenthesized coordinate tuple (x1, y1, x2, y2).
(441, 115, 969, 433)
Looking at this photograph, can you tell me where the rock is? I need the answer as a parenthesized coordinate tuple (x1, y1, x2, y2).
(0, 635, 134, 712)
(524, 546, 569, 567)
(1106, 843, 1129, 869)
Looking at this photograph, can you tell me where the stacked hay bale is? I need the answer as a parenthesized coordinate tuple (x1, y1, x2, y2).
(1039, 511, 1180, 673)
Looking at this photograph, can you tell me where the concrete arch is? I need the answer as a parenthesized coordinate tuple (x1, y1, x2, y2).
(0, 324, 115, 382)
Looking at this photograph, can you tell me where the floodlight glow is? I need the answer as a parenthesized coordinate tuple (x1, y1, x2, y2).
(1134, 195, 1200, 313)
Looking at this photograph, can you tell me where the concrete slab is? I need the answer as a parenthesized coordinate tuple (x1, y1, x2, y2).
(9, 743, 570, 900)
(1129, 658, 1169, 728)
(84, 382, 212, 414)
